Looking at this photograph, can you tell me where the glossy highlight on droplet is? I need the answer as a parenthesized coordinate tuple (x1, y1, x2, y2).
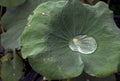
(69, 35, 97, 54)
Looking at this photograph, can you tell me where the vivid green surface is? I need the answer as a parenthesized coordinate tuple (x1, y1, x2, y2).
(1, 53, 24, 81)
(20, 0, 120, 80)
(1, 0, 56, 50)
(0, 0, 26, 7)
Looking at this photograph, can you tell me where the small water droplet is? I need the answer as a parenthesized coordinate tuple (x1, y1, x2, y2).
(41, 12, 45, 15)
(13, 73, 16, 76)
(69, 35, 97, 54)
(43, 77, 47, 80)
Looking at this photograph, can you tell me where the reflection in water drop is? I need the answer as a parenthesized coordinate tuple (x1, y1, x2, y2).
(69, 35, 97, 54)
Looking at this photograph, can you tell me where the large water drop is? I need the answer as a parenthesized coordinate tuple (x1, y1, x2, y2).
(69, 35, 97, 54)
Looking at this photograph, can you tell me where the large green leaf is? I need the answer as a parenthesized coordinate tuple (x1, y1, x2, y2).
(1, 0, 55, 50)
(1, 53, 24, 81)
(0, 0, 26, 7)
(19, 0, 120, 80)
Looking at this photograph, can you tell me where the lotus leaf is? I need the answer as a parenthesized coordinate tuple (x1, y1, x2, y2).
(19, 0, 120, 79)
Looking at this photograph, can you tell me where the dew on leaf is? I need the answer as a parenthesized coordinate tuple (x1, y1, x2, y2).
(13, 73, 16, 76)
(69, 35, 97, 54)
(40, 12, 45, 15)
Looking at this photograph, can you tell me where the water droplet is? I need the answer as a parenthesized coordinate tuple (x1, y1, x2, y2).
(43, 77, 47, 80)
(41, 12, 45, 15)
(69, 35, 97, 54)
(13, 73, 16, 76)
